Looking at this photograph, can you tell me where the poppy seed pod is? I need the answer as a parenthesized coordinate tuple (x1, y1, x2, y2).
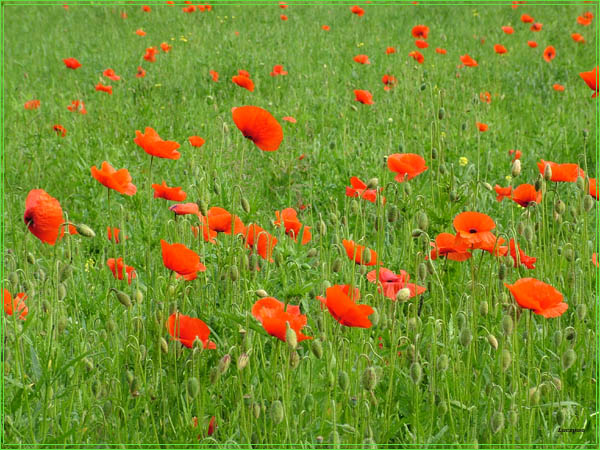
(338, 370, 350, 391)
(491, 411, 505, 434)
(501, 349, 512, 371)
(487, 334, 498, 350)
(362, 366, 377, 391)
(134, 289, 144, 304)
(459, 327, 473, 347)
(583, 195, 594, 212)
(270, 400, 284, 425)
(502, 315, 514, 336)
(332, 258, 342, 273)
(241, 197, 250, 213)
(410, 362, 422, 385)
(511, 159, 521, 177)
(562, 349, 576, 370)
(543, 164, 553, 181)
(75, 223, 96, 238)
(285, 322, 298, 350)
(311, 339, 323, 359)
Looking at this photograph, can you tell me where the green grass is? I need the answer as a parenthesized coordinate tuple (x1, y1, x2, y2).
(2, 2, 598, 447)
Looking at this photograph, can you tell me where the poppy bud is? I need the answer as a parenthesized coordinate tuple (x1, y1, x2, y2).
(459, 327, 473, 347)
(362, 366, 377, 391)
(438, 107, 445, 120)
(103, 400, 113, 418)
(42, 300, 51, 313)
(417, 262, 428, 281)
(309, 339, 323, 360)
(57, 283, 67, 300)
(502, 315, 513, 336)
(7, 271, 18, 287)
(255, 289, 269, 298)
(328, 431, 341, 447)
(252, 403, 261, 419)
(461, 122, 467, 131)
(529, 387, 541, 405)
(187, 377, 200, 398)
(130, 377, 141, 397)
(330, 258, 342, 273)
(199, 199, 208, 216)
(274, 252, 283, 267)
(417, 211, 429, 231)
(583, 195, 594, 212)
(270, 400, 284, 425)
(406, 317, 418, 334)
(409, 362, 422, 385)
(367, 307, 379, 327)
(58, 262, 73, 282)
(209, 366, 220, 384)
(501, 349, 512, 371)
(543, 163, 553, 181)
(132, 289, 143, 304)
(507, 409, 518, 427)
(511, 159, 521, 177)
(553, 330, 562, 347)
(35, 268, 46, 282)
(366, 178, 379, 189)
(160, 337, 169, 354)
(55, 315, 66, 333)
(361, 248, 372, 264)
(303, 393, 314, 412)
(289, 350, 300, 369)
(316, 314, 325, 332)
(318, 220, 327, 235)
(557, 408, 568, 427)
(139, 344, 147, 362)
(307, 248, 318, 258)
(26, 252, 36, 264)
(241, 197, 250, 213)
(522, 224, 534, 242)
(491, 411, 505, 434)
(562, 349, 576, 370)
(111, 289, 132, 308)
(75, 223, 96, 238)
(411, 228, 424, 238)
(229, 265, 240, 281)
(533, 176, 544, 193)
(576, 304, 587, 321)
(479, 300, 489, 316)
(338, 370, 350, 391)
(350, 199, 359, 214)
(487, 334, 498, 350)
(576, 176, 586, 191)
(449, 190, 459, 202)
(404, 182, 413, 196)
(213, 181, 221, 195)
(498, 263, 506, 281)
(563, 246, 574, 262)
(285, 322, 298, 350)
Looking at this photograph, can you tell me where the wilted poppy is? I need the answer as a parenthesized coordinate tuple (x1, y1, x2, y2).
(232, 105, 283, 151)
(531, 22, 543, 31)
(543, 46, 555, 62)
(53, 124, 67, 137)
(367, 268, 425, 300)
(136, 66, 146, 78)
(345, 177, 384, 203)
(494, 44, 508, 54)
(509, 238, 536, 269)
(387, 153, 427, 182)
(103, 68, 120, 81)
(354, 89, 374, 104)
(527, 40, 538, 48)
(270, 64, 288, 76)
(382, 74, 397, 91)
(245, 224, 278, 261)
(409, 50, 425, 64)
(453, 211, 496, 250)
(579, 66, 599, 97)
(274, 207, 311, 245)
(107, 258, 136, 284)
(460, 54, 478, 67)
(412, 25, 429, 39)
(189, 136, 205, 148)
(494, 185, 513, 201)
(521, 14, 534, 23)
(232, 75, 254, 91)
(67, 100, 87, 114)
(435, 48, 447, 54)
(505, 278, 567, 318)
(353, 54, 370, 64)
(350, 5, 364, 16)
(63, 57, 81, 69)
(134, 127, 181, 160)
(169, 203, 200, 216)
(571, 33, 585, 43)
(152, 181, 186, 201)
(480, 92, 491, 103)
(252, 297, 312, 342)
(322, 25, 331, 31)
(415, 39, 429, 49)
(553, 83, 565, 91)
(24, 100, 40, 110)
(160, 42, 172, 52)
(342, 239, 377, 266)
(386, 46, 396, 54)
(209, 70, 219, 82)
(91, 161, 137, 196)
(107, 226, 127, 244)
(512, 184, 542, 207)
(318, 285, 373, 328)
(282, 116, 296, 123)
(95, 83, 113, 94)
(207, 206, 246, 235)
(24, 189, 73, 245)
(476, 122, 488, 132)
(3, 289, 28, 320)
(429, 233, 472, 261)
(161, 240, 205, 280)
(537, 160, 585, 182)
(502, 26, 514, 34)
(167, 312, 216, 349)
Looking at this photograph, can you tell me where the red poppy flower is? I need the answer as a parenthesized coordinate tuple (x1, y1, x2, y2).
(531, 22, 543, 31)
(453, 211, 497, 250)
(167, 312, 216, 349)
(387, 153, 427, 182)
(435, 48, 447, 54)
(386, 46, 396, 54)
(282, 116, 296, 123)
(460, 54, 478, 67)
(136, 66, 146, 78)
(3, 289, 28, 320)
(480, 92, 492, 103)
(350, 5, 365, 16)
(494, 185, 513, 201)
(134, 127, 181, 159)
(191, 219, 218, 245)
(318, 285, 374, 328)
(494, 44, 508, 54)
(232, 105, 283, 151)
(511, 184, 542, 207)
(136, 29, 146, 36)
(103, 68, 120, 81)
(238, 69, 250, 77)
(476, 122, 488, 132)
(107, 226, 127, 244)
(169, 203, 200, 216)
(142, 5, 151, 12)
(144, 47, 158, 62)
(189, 136, 205, 148)
(527, 40, 538, 48)
(67, 100, 87, 114)
(504, 278, 567, 318)
(207, 206, 246, 235)
(353, 54, 370, 64)
(24, 189, 72, 245)
(208, 417, 216, 436)
(579, 66, 599, 97)
(160, 42, 171, 53)
(543, 46, 555, 62)
(24, 99, 40, 110)
(183, 5, 195, 12)
(509, 149, 522, 160)
(161, 240, 206, 281)
(577, 15, 592, 26)
(279, 2, 288, 8)
(63, 57, 81, 69)
(252, 297, 312, 342)
(429, 233, 472, 261)
(509, 239, 536, 269)
(593, 253, 598, 267)
(571, 33, 585, 43)
(91, 161, 137, 196)
(274, 207, 311, 245)
(412, 25, 429, 39)
(501, 25, 514, 34)
(53, 124, 67, 137)
(589, 178, 598, 200)
(415, 39, 429, 49)
(280, 14, 288, 21)
(244, 224, 278, 262)
(209, 70, 219, 82)
(322, 25, 330, 31)
(152, 181, 187, 201)
(270, 64, 288, 76)
(354, 89, 374, 104)
(521, 14, 534, 23)
(107, 258, 136, 284)
(367, 268, 426, 300)
(121, 11, 127, 19)
(345, 177, 384, 204)
(342, 239, 377, 266)
(553, 83, 565, 91)
(95, 83, 113, 95)
(409, 51, 425, 64)
(382, 74, 397, 91)
(232, 75, 255, 92)
(537, 160, 585, 182)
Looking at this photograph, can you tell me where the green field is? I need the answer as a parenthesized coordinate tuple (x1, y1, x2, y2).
(2, 1, 599, 448)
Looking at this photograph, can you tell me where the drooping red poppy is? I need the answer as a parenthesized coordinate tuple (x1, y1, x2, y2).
(412, 25, 429, 39)
(209, 70, 219, 82)
(435, 48, 447, 54)
(95, 83, 113, 95)
(415, 39, 429, 49)
(494, 44, 508, 54)
(531, 22, 543, 31)
(189, 136, 205, 148)
(244, 224, 278, 262)
(579, 66, 599, 98)
(387, 153, 427, 182)
(67, 100, 87, 114)
(107, 258, 136, 284)
(386, 46, 396, 54)
(274, 207, 311, 245)
(24, 189, 73, 245)
(345, 177, 384, 204)
(280, 14, 288, 21)
(207, 206, 246, 235)
(353, 54, 370, 64)
(521, 14, 534, 23)
(460, 54, 478, 67)
(107, 226, 127, 244)
(136, 66, 146, 78)
(382, 74, 397, 91)
(429, 233, 472, 261)
(354, 89, 374, 104)
(134, 127, 181, 159)
(252, 297, 312, 342)
(509, 238, 536, 269)
(409, 51, 425, 64)
(53, 124, 67, 137)
(103, 68, 120, 81)
(317, 285, 374, 328)
(91, 161, 137, 196)
(167, 312, 216, 349)
(270, 64, 288, 76)
(152, 181, 187, 201)
(342, 239, 377, 266)
(63, 57, 81, 69)
(571, 33, 585, 43)
(589, 178, 598, 200)
(232, 105, 283, 151)
(232, 75, 255, 92)
(24, 100, 40, 110)
(160, 42, 172, 52)
(350, 5, 365, 16)
(505, 278, 567, 318)
(494, 185, 513, 201)
(366, 268, 426, 300)
(509, 149, 522, 161)
(282, 116, 296, 123)
(476, 122, 488, 132)
(537, 160, 585, 182)
(322, 25, 331, 31)
(161, 240, 206, 281)
(543, 46, 555, 62)
(3, 290, 28, 320)
(169, 203, 200, 216)
(453, 211, 497, 251)
(480, 92, 492, 103)
(527, 40, 538, 48)
(512, 184, 542, 207)
(501, 26, 514, 34)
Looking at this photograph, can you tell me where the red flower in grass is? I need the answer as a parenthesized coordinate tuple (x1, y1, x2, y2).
(280, 14, 288, 21)
(543, 46, 555, 62)
(553, 83, 565, 91)
(107, 227, 127, 243)
(415, 39, 429, 49)
(435, 48, 447, 54)
(167, 312, 216, 349)
(270, 65, 288, 76)
(160, 42, 172, 52)
(501, 26, 514, 34)
(531, 22, 543, 31)
(189, 136, 205, 148)
(511, 184, 542, 207)
(322, 25, 331, 31)
(453, 211, 497, 251)
(169, 203, 200, 216)
(232, 105, 283, 151)
(476, 122, 488, 132)
(142, 5, 151, 12)
(494, 44, 508, 54)
(238, 70, 250, 78)
(107, 258, 136, 284)
(509, 239, 536, 269)
(528, 40, 538, 48)
(91, 162, 137, 195)
(589, 178, 598, 199)
(144, 47, 158, 62)
(232, 75, 255, 92)
(3, 290, 28, 320)
(354, 89, 374, 104)
(136, 29, 146, 36)
(152, 181, 187, 201)
(136, 66, 146, 78)
(593, 253, 598, 267)
(134, 127, 181, 159)
(252, 297, 312, 342)
(274, 208, 311, 245)
(63, 57, 81, 69)
(577, 14, 593, 26)
(192, 216, 217, 244)
(537, 160, 585, 182)
(245, 224, 278, 262)
(24, 189, 75, 245)
(209, 70, 219, 82)
(345, 176, 384, 204)
(412, 25, 429, 39)
(367, 268, 426, 300)
(509, 149, 522, 160)
(480, 92, 491, 103)
(342, 239, 377, 266)
(460, 54, 478, 67)
(103, 68, 120, 81)
(579, 66, 599, 98)
(95, 83, 113, 95)
(429, 233, 472, 261)
(387, 153, 427, 182)
(207, 417, 216, 436)
(494, 185, 513, 202)
(521, 14, 534, 23)
(282, 116, 296, 123)
(67, 100, 87, 114)
(504, 278, 567, 318)
(161, 240, 206, 281)
(53, 124, 67, 137)
(350, 5, 365, 16)
(207, 206, 246, 235)
(353, 54, 370, 65)
(382, 74, 397, 91)
(571, 33, 585, 43)
(318, 285, 374, 328)
(409, 51, 425, 64)
(386, 46, 396, 54)
(24, 100, 40, 110)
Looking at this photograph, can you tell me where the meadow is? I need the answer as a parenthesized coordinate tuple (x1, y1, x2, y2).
(2, 1, 599, 448)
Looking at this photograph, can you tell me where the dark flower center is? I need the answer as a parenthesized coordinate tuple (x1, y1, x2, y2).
(469, 228, 478, 234)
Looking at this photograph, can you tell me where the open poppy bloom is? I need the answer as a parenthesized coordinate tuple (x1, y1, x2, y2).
(409, 51, 425, 64)
(531, 22, 543, 31)
(509, 239, 536, 269)
(24, 99, 40, 110)
(353, 54, 370, 64)
(189, 136, 205, 147)
(152, 180, 187, 201)
(136, 29, 146, 36)
(579, 66, 599, 98)
(415, 39, 429, 49)
(95, 83, 112, 95)
(367, 268, 426, 300)
(161, 240, 206, 281)
(382, 74, 397, 91)
(270, 65, 288, 76)
(342, 239, 377, 266)
(501, 26, 514, 34)
(107, 226, 127, 244)
(345, 177, 384, 204)
(167, 312, 216, 349)
(207, 206, 246, 235)
(387, 153, 428, 182)
(103, 68, 120, 81)
(589, 178, 598, 200)
(24, 189, 74, 245)
(3, 289, 28, 320)
(192, 216, 217, 244)
(571, 33, 585, 43)
(543, 46, 555, 62)
(169, 203, 200, 216)
(282, 116, 296, 123)
(553, 83, 565, 91)
(245, 224, 278, 261)
(318, 285, 374, 328)
(537, 160, 585, 182)
(435, 48, 447, 54)
(511, 184, 542, 207)
(494, 44, 507, 54)
(67, 100, 87, 114)
(232, 75, 255, 92)
(509, 149, 522, 160)
(504, 278, 567, 318)
(53, 124, 67, 137)
(476, 122, 488, 132)
(160, 42, 172, 52)
(107, 258, 136, 284)
(460, 54, 478, 67)
(577, 15, 593, 26)
(527, 40, 538, 48)
(252, 297, 312, 343)
(91, 162, 136, 196)
(350, 5, 365, 16)
(274, 208, 311, 245)
(142, 5, 151, 12)
(412, 24, 429, 39)
(143, 47, 158, 62)
(354, 89, 374, 104)
(232, 105, 283, 151)
(136, 66, 146, 78)
(453, 211, 497, 251)
(386, 46, 396, 54)
(209, 70, 219, 82)
(494, 185, 513, 202)
(429, 233, 472, 261)
(63, 57, 81, 69)
(134, 127, 181, 159)
(521, 14, 534, 23)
